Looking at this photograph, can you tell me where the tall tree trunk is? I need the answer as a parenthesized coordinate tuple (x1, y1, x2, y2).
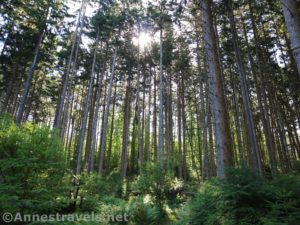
(16, 29, 46, 125)
(247, 3, 278, 175)
(54, 1, 85, 128)
(75, 31, 99, 175)
(165, 74, 170, 168)
(61, 27, 85, 140)
(130, 103, 138, 174)
(199, 0, 233, 179)
(153, 69, 158, 161)
(181, 77, 188, 181)
(158, 28, 164, 167)
(189, 104, 200, 181)
(230, 68, 244, 164)
(196, 104, 203, 178)
(84, 82, 97, 165)
(208, 105, 216, 177)
(280, 0, 300, 76)
(98, 49, 117, 175)
(167, 72, 174, 169)
(98, 84, 107, 169)
(121, 77, 132, 178)
(177, 78, 183, 179)
(226, 0, 262, 174)
(106, 86, 117, 171)
(145, 70, 152, 162)
(88, 64, 106, 173)
(202, 83, 209, 180)
(137, 70, 144, 168)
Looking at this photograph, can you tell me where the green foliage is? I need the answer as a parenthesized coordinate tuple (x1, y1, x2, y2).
(135, 163, 178, 206)
(28, 195, 128, 225)
(176, 168, 300, 225)
(221, 168, 269, 224)
(175, 179, 223, 225)
(261, 174, 300, 225)
(80, 170, 123, 211)
(293, 160, 300, 173)
(0, 116, 68, 215)
(97, 197, 128, 225)
(127, 197, 161, 225)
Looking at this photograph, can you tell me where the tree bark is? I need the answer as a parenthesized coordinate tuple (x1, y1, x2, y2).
(106, 86, 117, 171)
(121, 76, 132, 178)
(199, 0, 233, 179)
(158, 28, 164, 167)
(226, 0, 262, 174)
(88, 63, 106, 173)
(247, 2, 278, 175)
(177, 78, 183, 179)
(280, 0, 300, 76)
(76, 31, 99, 175)
(98, 49, 117, 175)
(16, 28, 46, 125)
(53, 1, 86, 128)
(153, 69, 158, 161)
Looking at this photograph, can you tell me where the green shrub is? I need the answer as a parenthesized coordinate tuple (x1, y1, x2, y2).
(293, 160, 300, 173)
(0, 116, 68, 216)
(80, 170, 123, 211)
(97, 198, 128, 225)
(221, 168, 269, 224)
(135, 163, 177, 207)
(175, 168, 300, 225)
(127, 197, 161, 225)
(175, 179, 223, 225)
(261, 174, 300, 225)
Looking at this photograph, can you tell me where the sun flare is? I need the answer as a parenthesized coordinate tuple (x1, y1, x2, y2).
(133, 32, 152, 49)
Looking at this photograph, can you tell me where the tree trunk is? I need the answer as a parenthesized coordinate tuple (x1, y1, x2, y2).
(145, 69, 152, 162)
(177, 78, 183, 179)
(130, 103, 138, 174)
(181, 77, 188, 181)
(202, 83, 209, 180)
(247, 3, 278, 175)
(208, 105, 216, 177)
(16, 29, 45, 125)
(53, 1, 85, 128)
(75, 31, 99, 175)
(153, 69, 158, 161)
(199, 0, 233, 179)
(158, 28, 164, 167)
(230, 67, 244, 164)
(88, 65, 105, 173)
(121, 77, 132, 178)
(226, 0, 262, 174)
(106, 86, 117, 171)
(280, 0, 300, 76)
(98, 49, 117, 175)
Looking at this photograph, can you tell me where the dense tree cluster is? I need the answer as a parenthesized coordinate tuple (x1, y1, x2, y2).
(0, 0, 300, 224)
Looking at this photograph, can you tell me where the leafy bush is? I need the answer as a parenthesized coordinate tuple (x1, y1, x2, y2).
(80, 170, 123, 211)
(0, 115, 68, 216)
(97, 197, 128, 225)
(175, 179, 223, 225)
(127, 197, 161, 225)
(135, 163, 179, 207)
(175, 168, 300, 225)
(221, 168, 269, 224)
(261, 174, 300, 225)
(29, 196, 128, 225)
(293, 160, 300, 173)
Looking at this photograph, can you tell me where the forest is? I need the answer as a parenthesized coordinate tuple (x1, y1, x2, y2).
(0, 0, 300, 224)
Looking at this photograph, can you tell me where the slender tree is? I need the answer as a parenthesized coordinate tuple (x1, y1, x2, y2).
(280, 0, 300, 76)
(199, 0, 233, 179)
